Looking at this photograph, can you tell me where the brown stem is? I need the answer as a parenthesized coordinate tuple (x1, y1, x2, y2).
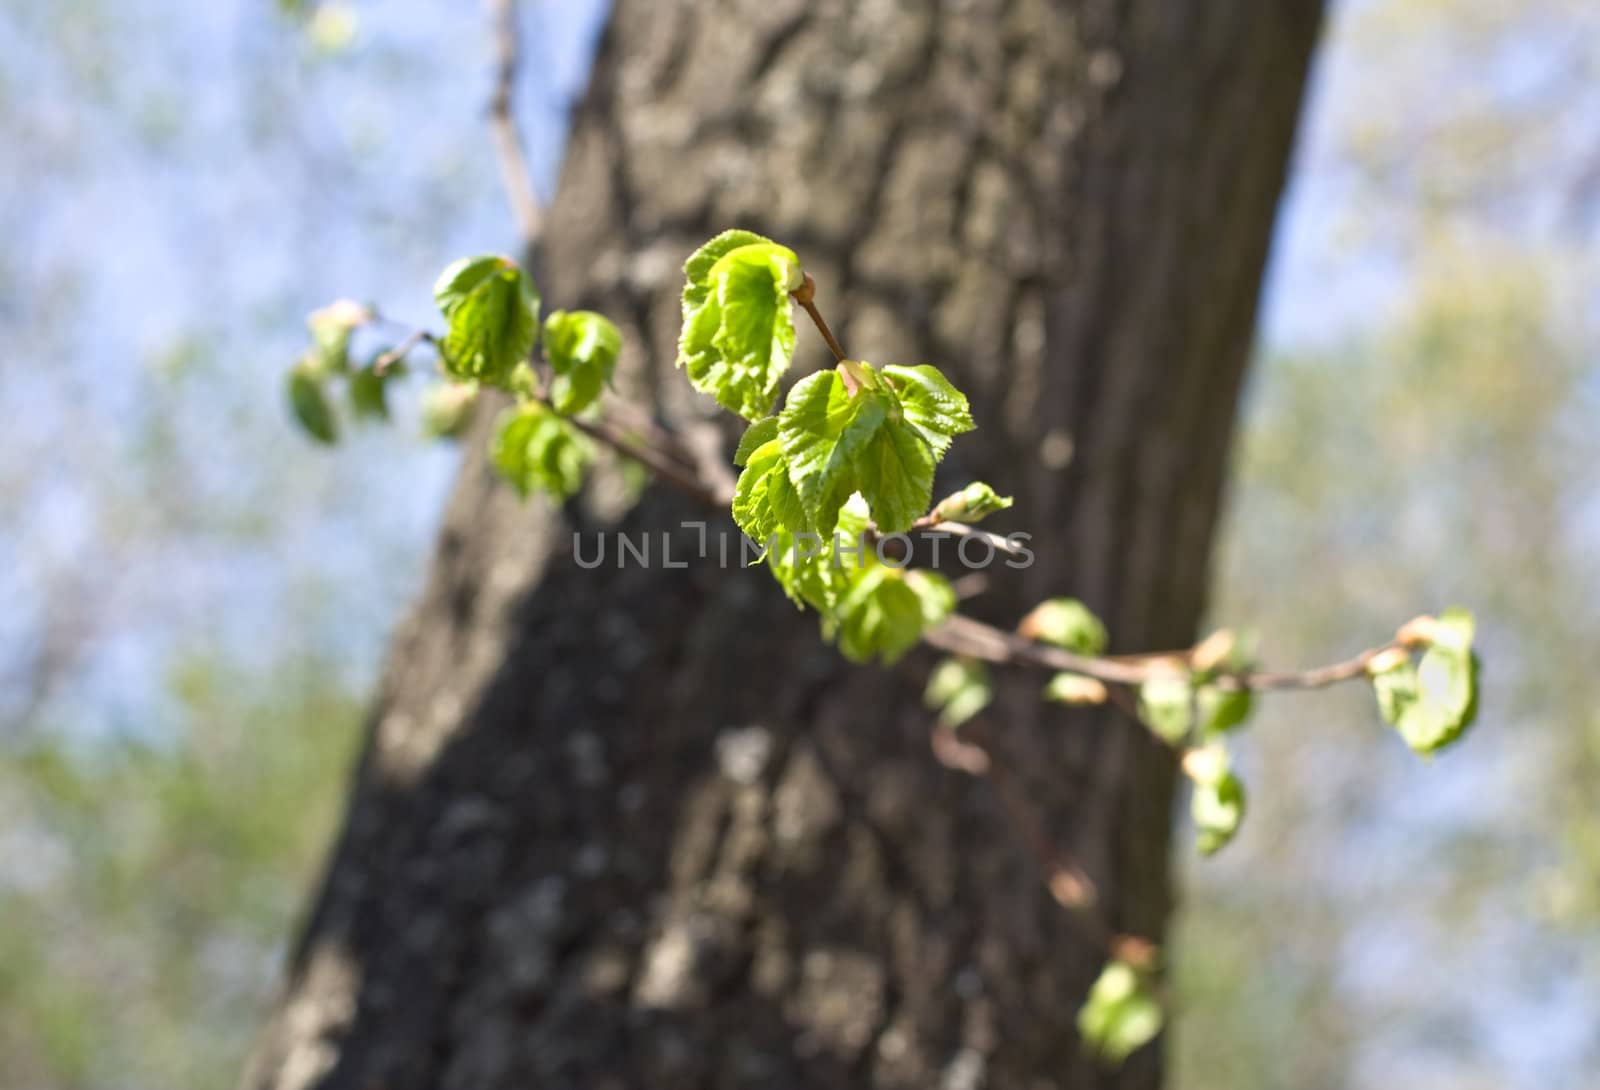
(373, 329, 434, 375)
(792, 274, 848, 364)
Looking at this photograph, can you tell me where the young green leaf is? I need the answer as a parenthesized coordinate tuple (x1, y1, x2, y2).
(1184, 746, 1247, 855)
(827, 566, 927, 664)
(778, 369, 887, 535)
(852, 408, 937, 533)
(826, 567, 954, 665)
(419, 380, 478, 439)
(734, 416, 780, 466)
(1078, 960, 1163, 1065)
(543, 309, 622, 415)
(731, 433, 809, 543)
(1197, 684, 1252, 735)
(347, 362, 391, 421)
(880, 364, 975, 456)
(933, 481, 1013, 523)
(677, 230, 802, 421)
(490, 403, 593, 500)
(1018, 598, 1109, 656)
(1044, 673, 1109, 705)
(1193, 770, 1247, 855)
(1369, 608, 1479, 755)
(764, 527, 854, 613)
(925, 657, 993, 729)
(1138, 674, 1194, 745)
(287, 362, 338, 444)
(306, 299, 370, 375)
(433, 255, 539, 387)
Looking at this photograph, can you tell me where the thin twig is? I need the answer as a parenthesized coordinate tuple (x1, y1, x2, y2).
(910, 515, 1030, 559)
(543, 397, 728, 506)
(924, 612, 1403, 693)
(373, 328, 434, 375)
(486, 0, 543, 261)
(791, 274, 847, 363)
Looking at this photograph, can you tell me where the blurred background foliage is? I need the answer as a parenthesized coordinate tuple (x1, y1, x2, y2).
(0, 0, 1594, 1088)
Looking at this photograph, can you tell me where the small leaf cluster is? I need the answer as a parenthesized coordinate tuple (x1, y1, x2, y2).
(672, 231, 992, 663)
(287, 254, 623, 501)
(759, 497, 957, 665)
(285, 300, 399, 443)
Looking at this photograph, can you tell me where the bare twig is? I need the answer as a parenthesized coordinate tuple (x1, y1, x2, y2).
(791, 274, 847, 364)
(373, 328, 434, 375)
(540, 395, 728, 506)
(924, 612, 1402, 694)
(909, 515, 1029, 560)
(486, 0, 543, 261)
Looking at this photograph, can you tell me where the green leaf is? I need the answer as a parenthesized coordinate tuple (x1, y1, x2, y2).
(852, 408, 937, 533)
(1043, 673, 1108, 705)
(1078, 960, 1163, 1065)
(677, 231, 802, 421)
(828, 566, 954, 666)
(762, 496, 948, 664)
(305, 299, 370, 375)
(765, 528, 853, 613)
(419, 380, 478, 439)
(881, 364, 975, 457)
(490, 404, 593, 500)
(1138, 674, 1193, 745)
(772, 361, 972, 536)
(734, 417, 779, 466)
(1369, 608, 1479, 755)
(1019, 598, 1108, 656)
(347, 362, 390, 421)
(828, 566, 926, 664)
(933, 481, 1013, 523)
(434, 255, 539, 387)
(779, 369, 887, 535)
(544, 309, 622, 415)
(763, 495, 871, 613)
(1186, 748, 1246, 855)
(909, 569, 957, 629)
(1371, 658, 1420, 726)
(287, 363, 338, 444)
(925, 657, 993, 730)
(731, 435, 809, 543)
(1197, 685, 1252, 735)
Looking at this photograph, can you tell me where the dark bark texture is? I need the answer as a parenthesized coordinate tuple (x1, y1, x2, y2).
(245, 2, 1322, 1088)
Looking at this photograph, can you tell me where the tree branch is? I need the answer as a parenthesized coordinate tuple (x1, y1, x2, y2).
(486, 0, 543, 264)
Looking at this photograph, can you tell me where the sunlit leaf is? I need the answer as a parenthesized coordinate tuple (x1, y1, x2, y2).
(1078, 960, 1163, 1065)
(1138, 674, 1193, 745)
(933, 481, 1013, 523)
(490, 403, 592, 500)
(434, 255, 539, 387)
(1019, 598, 1108, 656)
(543, 309, 621, 415)
(925, 657, 993, 729)
(881, 363, 975, 457)
(677, 230, 802, 420)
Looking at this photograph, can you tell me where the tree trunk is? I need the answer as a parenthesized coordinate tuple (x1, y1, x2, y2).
(245, 2, 1322, 1088)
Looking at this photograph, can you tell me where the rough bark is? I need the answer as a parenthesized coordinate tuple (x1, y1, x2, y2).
(245, 2, 1322, 1088)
